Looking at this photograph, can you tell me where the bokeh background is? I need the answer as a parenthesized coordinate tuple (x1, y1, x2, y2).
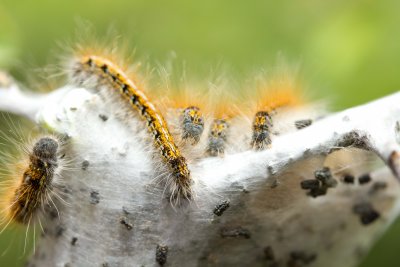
(0, 0, 399, 266)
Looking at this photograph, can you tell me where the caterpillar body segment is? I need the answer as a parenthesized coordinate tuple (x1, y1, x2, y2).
(70, 55, 193, 200)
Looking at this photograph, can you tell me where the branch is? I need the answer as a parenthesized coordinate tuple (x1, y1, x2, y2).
(0, 74, 72, 122)
(1, 76, 400, 267)
(195, 92, 400, 187)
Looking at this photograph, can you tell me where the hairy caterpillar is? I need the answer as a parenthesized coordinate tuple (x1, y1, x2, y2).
(152, 65, 211, 157)
(155, 82, 207, 146)
(0, 136, 63, 230)
(248, 64, 306, 150)
(207, 118, 230, 157)
(69, 55, 193, 200)
(251, 111, 273, 150)
(180, 106, 205, 144)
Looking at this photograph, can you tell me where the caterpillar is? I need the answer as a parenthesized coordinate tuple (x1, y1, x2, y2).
(69, 55, 193, 200)
(249, 64, 305, 150)
(207, 118, 230, 157)
(153, 65, 209, 150)
(204, 83, 237, 157)
(0, 136, 62, 229)
(251, 111, 273, 150)
(155, 83, 207, 146)
(180, 106, 205, 144)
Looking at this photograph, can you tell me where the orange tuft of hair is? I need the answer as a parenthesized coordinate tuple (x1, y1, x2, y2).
(206, 82, 239, 120)
(162, 84, 209, 112)
(64, 25, 151, 95)
(256, 70, 305, 113)
(212, 98, 238, 119)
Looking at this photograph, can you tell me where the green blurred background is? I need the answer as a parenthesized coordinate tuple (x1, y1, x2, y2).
(0, 0, 399, 266)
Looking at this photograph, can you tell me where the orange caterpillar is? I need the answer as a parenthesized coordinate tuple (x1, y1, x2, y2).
(0, 136, 61, 229)
(250, 65, 305, 150)
(69, 55, 193, 200)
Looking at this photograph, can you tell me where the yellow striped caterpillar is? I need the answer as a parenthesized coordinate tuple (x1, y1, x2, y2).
(70, 55, 193, 200)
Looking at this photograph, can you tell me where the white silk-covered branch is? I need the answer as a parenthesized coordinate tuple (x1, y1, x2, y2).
(196, 92, 400, 187)
(1, 78, 400, 267)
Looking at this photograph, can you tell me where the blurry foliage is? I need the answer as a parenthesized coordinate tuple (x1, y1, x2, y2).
(0, 0, 398, 266)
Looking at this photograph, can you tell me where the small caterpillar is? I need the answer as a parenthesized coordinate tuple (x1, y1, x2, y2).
(251, 111, 273, 150)
(1, 136, 61, 227)
(249, 64, 304, 150)
(199, 79, 238, 157)
(70, 55, 193, 199)
(158, 96, 206, 146)
(207, 118, 230, 157)
(154, 68, 208, 147)
(181, 106, 205, 144)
